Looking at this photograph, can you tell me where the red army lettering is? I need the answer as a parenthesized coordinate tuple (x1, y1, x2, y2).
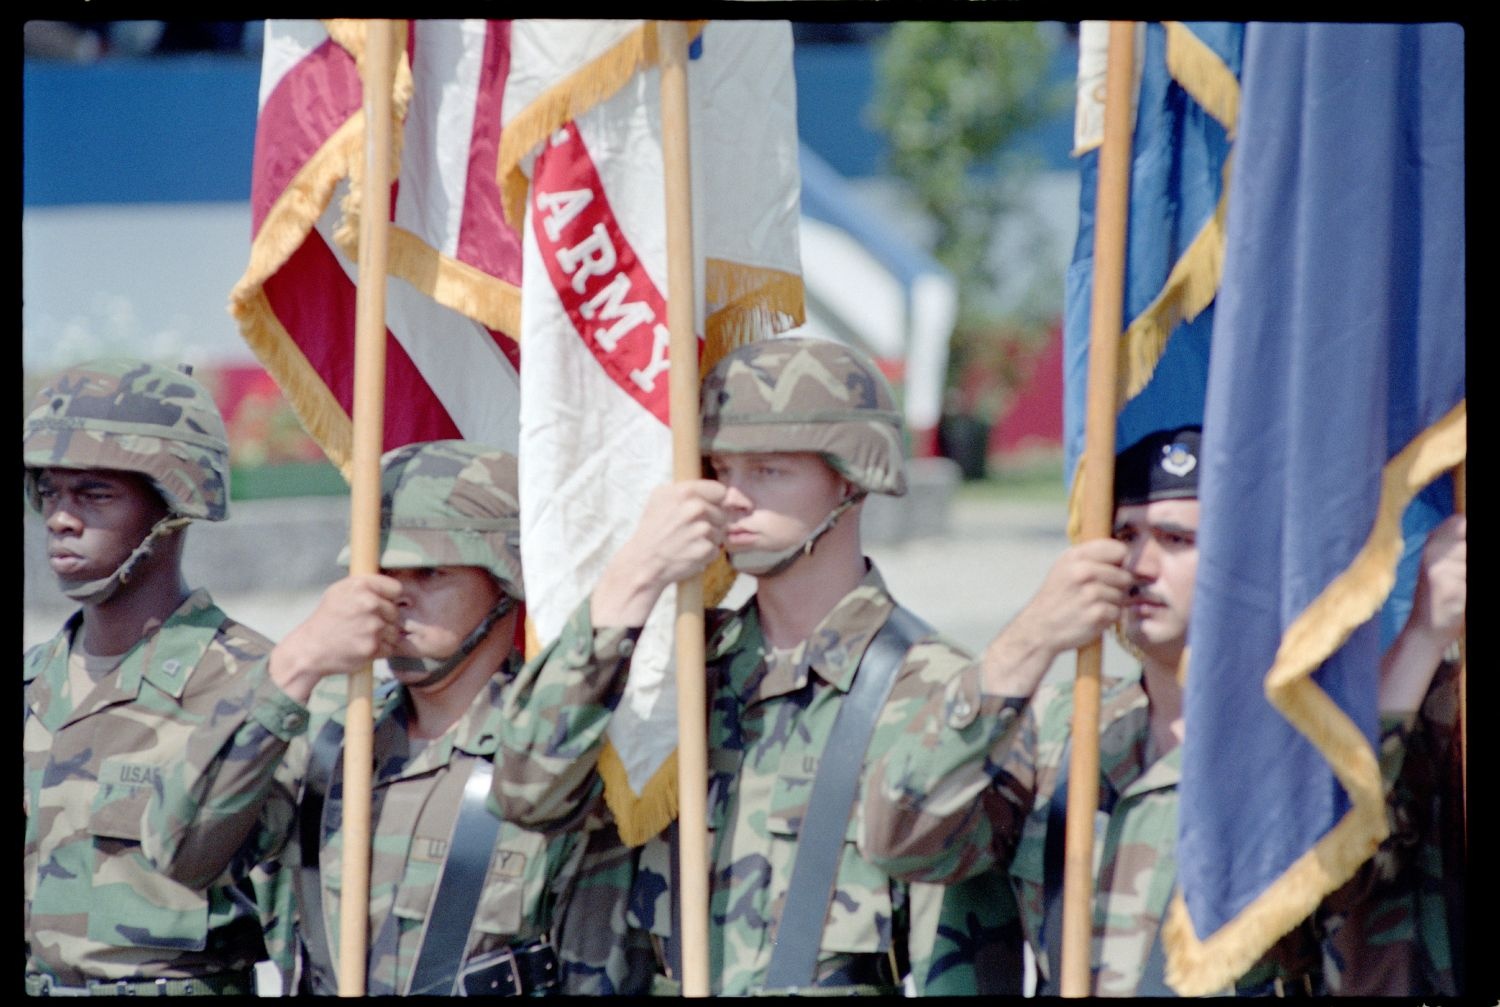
(531, 122, 695, 424)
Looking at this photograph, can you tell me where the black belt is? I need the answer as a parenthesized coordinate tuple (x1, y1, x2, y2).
(811, 953, 898, 990)
(456, 940, 561, 996)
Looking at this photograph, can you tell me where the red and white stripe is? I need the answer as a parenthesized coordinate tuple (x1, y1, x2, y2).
(237, 19, 522, 463)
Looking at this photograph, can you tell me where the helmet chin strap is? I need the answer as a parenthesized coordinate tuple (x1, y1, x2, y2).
(61, 515, 191, 606)
(387, 593, 516, 688)
(729, 490, 867, 578)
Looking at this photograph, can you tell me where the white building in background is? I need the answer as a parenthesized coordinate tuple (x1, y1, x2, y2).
(797, 143, 958, 451)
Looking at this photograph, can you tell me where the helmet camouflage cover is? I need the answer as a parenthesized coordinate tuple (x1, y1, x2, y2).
(22, 359, 232, 521)
(700, 335, 907, 496)
(362, 440, 525, 600)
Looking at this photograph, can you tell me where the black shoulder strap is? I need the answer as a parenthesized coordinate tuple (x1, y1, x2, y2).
(762, 604, 932, 990)
(295, 717, 345, 993)
(1040, 739, 1071, 996)
(1039, 739, 1172, 997)
(406, 759, 505, 996)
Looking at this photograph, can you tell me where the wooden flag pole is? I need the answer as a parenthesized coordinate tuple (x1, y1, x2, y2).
(338, 18, 396, 997)
(658, 20, 712, 998)
(1061, 19, 1136, 997)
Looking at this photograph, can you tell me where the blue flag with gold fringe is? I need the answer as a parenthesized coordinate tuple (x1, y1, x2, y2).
(1062, 21, 1242, 537)
(1163, 23, 1466, 995)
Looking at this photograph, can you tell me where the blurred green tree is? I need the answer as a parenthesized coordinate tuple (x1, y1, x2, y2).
(870, 21, 1071, 470)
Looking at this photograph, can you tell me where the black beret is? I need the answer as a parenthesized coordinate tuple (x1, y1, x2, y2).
(1114, 426, 1201, 506)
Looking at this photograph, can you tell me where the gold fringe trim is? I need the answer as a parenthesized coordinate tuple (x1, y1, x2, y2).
(702, 260, 805, 377)
(1116, 154, 1232, 406)
(1164, 21, 1240, 134)
(386, 227, 523, 337)
(496, 21, 708, 232)
(702, 554, 737, 608)
(228, 116, 363, 308)
(231, 289, 356, 481)
(1268, 403, 1466, 690)
(225, 19, 421, 485)
(598, 555, 737, 848)
(330, 20, 414, 263)
(1163, 401, 1466, 995)
(499, 23, 657, 231)
(599, 739, 680, 848)
(318, 20, 526, 339)
(1110, 24, 1242, 425)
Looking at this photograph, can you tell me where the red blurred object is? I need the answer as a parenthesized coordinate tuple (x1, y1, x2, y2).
(203, 363, 328, 467)
(990, 322, 1063, 457)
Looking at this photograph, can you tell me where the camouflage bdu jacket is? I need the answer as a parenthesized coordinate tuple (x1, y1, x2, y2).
(493, 564, 1015, 995)
(144, 657, 615, 995)
(1316, 658, 1464, 997)
(23, 591, 274, 986)
(863, 664, 1318, 996)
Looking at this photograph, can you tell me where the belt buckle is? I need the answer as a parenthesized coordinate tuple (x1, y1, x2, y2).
(459, 944, 521, 997)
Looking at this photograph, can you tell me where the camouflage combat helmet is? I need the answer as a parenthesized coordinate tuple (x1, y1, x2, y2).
(353, 440, 524, 600)
(700, 335, 907, 497)
(350, 440, 524, 686)
(22, 358, 232, 521)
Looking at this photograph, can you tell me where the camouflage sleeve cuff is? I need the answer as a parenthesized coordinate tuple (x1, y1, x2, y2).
(528, 597, 641, 714)
(245, 661, 312, 741)
(592, 624, 644, 666)
(571, 598, 642, 702)
(943, 663, 1027, 733)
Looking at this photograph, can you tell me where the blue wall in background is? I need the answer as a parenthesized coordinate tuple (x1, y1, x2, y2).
(792, 43, 890, 178)
(24, 56, 261, 205)
(24, 33, 1076, 207)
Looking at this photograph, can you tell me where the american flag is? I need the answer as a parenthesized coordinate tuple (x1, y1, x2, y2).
(230, 19, 524, 472)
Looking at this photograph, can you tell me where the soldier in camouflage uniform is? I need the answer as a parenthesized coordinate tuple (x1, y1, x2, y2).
(23, 359, 275, 996)
(491, 335, 1024, 996)
(143, 440, 635, 995)
(860, 426, 1468, 997)
(1316, 513, 1466, 997)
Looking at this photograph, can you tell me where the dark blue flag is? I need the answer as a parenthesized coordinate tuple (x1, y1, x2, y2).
(1062, 21, 1241, 537)
(1164, 23, 1465, 994)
